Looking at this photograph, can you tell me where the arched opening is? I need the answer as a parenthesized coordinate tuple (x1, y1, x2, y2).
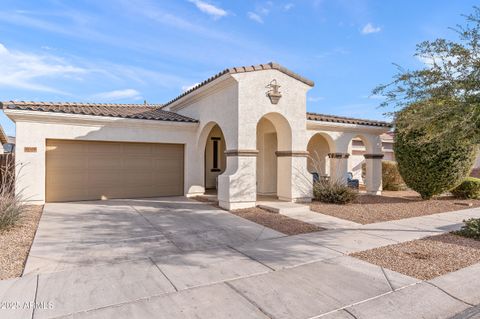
(256, 117, 278, 196)
(255, 112, 294, 200)
(204, 124, 226, 192)
(307, 134, 333, 178)
(348, 135, 372, 187)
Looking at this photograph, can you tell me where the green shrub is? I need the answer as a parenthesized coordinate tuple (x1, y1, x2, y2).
(455, 218, 480, 240)
(451, 177, 480, 199)
(394, 104, 477, 199)
(362, 160, 407, 191)
(313, 180, 358, 204)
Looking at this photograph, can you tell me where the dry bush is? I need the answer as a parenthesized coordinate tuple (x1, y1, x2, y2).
(0, 155, 27, 231)
(313, 179, 358, 204)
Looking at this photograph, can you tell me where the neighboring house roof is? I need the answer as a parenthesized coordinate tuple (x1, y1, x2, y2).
(307, 112, 392, 128)
(1, 101, 198, 123)
(162, 62, 315, 108)
(0, 125, 7, 144)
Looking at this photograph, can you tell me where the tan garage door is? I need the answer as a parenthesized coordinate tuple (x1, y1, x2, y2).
(46, 140, 184, 202)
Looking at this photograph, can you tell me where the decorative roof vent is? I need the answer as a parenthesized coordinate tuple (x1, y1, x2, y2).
(266, 79, 282, 105)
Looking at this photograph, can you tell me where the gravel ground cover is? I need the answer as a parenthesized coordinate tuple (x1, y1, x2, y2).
(231, 207, 324, 236)
(351, 233, 480, 280)
(193, 195, 219, 205)
(0, 205, 43, 279)
(311, 191, 480, 224)
(193, 196, 324, 235)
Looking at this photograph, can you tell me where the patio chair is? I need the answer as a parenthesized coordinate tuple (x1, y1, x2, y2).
(346, 172, 359, 189)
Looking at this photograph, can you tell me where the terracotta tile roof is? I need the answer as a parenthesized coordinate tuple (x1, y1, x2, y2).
(1, 101, 198, 123)
(307, 112, 392, 128)
(163, 62, 315, 108)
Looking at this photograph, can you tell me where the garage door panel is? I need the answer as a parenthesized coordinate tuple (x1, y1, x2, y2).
(152, 159, 182, 170)
(46, 157, 87, 170)
(151, 145, 183, 156)
(46, 140, 184, 202)
(47, 141, 88, 153)
(86, 142, 123, 154)
(88, 172, 124, 186)
(87, 156, 123, 170)
(47, 171, 87, 186)
(122, 143, 156, 154)
(122, 157, 154, 169)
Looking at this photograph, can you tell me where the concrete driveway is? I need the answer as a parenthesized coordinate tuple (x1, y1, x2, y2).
(24, 197, 283, 274)
(2, 198, 478, 319)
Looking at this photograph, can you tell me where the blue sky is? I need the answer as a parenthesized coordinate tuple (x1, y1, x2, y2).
(0, 0, 477, 136)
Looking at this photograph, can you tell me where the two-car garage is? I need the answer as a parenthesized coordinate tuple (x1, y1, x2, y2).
(45, 140, 184, 202)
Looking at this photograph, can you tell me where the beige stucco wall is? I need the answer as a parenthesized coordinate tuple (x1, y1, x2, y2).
(306, 121, 388, 194)
(8, 112, 197, 203)
(166, 69, 315, 209)
(234, 70, 313, 204)
(7, 67, 391, 207)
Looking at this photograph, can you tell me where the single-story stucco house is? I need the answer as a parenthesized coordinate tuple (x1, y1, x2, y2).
(1, 62, 393, 210)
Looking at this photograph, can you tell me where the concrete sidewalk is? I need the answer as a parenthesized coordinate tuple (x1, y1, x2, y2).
(1, 200, 479, 319)
(2, 255, 478, 319)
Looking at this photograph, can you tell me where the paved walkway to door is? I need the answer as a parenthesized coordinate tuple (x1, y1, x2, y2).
(1, 198, 479, 319)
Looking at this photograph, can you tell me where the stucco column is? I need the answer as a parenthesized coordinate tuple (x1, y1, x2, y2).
(364, 154, 384, 195)
(328, 152, 350, 183)
(184, 141, 205, 197)
(276, 151, 312, 202)
(218, 149, 258, 210)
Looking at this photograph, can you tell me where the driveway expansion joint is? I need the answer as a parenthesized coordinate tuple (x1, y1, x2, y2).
(148, 257, 179, 292)
(224, 281, 275, 319)
(343, 308, 359, 319)
(128, 205, 183, 251)
(227, 245, 276, 271)
(380, 267, 395, 292)
(308, 282, 421, 319)
(426, 281, 475, 307)
(31, 274, 39, 319)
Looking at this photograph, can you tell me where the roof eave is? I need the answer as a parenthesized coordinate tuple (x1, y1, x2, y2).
(307, 119, 391, 133)
(162, 62, 314, 109)
(3, 109, 199, 128)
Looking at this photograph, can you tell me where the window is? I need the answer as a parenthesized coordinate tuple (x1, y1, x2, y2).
(211, 137, 221, 172)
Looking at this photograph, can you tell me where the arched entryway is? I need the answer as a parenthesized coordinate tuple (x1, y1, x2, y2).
(348, 134, 373, 185)
(307, 133, 334, 178)
(203, 124, 226, 192)
(256, 117, 278, 196)
(256, 112, 293, 199)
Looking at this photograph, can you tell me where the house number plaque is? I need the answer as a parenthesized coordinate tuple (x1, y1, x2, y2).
(24, 147, 37, 153)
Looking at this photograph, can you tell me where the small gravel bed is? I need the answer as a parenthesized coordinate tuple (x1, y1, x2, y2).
(231, 207, 324, 236)
(192, 195, 220, 207)
(0, 205, 43, 280)
(351, 233, 480, 280)
(310, 193, 480, 224)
